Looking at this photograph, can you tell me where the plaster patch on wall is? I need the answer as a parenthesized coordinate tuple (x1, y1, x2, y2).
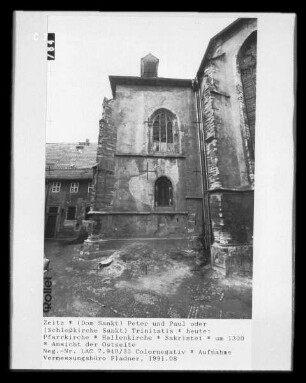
(129, 173, 154, 206)
(156, 159, 179, 187)
(115, 188, 131, 202)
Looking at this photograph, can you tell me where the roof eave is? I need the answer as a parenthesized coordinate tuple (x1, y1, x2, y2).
(195, 17, 256, 80)
(109, 75, 193, 98)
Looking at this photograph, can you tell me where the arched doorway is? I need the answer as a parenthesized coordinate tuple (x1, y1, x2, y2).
(155, 176, 173, 207)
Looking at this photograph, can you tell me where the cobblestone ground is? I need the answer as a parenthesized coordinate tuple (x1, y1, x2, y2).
(44, 239, 252, 319)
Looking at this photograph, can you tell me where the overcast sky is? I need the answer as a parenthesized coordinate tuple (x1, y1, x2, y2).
(46, 13, 237, 143)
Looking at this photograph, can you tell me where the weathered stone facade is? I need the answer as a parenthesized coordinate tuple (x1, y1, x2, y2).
(89, 18, 257, 276)
(90, 76, 203, 243)
(195, 18, 257, 275)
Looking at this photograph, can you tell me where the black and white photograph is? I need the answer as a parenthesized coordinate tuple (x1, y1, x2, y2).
(11, 12, 294, 370)
(43, 15, 256, 319)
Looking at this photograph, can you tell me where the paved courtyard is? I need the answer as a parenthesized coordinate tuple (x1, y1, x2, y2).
(44, 239, 252, 319)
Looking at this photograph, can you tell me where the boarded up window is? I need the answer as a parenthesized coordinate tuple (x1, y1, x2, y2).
(141, 54, 159, 77)
(238, 32, 257, 159)
(143, 61, 157, 77)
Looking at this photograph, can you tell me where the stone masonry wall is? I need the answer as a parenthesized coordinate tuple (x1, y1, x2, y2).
(91, 85, 204, 241)
(94, 98, 117, 211)
(198, 19, 257, 275)
(200, 19, 257, 191)
(90, 213, 188, 238)
(209, 191, 254, 246)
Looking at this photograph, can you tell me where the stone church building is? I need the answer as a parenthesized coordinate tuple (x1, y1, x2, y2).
(86, 18, 257, 276)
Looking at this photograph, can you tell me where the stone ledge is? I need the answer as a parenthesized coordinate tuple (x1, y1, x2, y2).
(211, 243, 253, 277)
(185, 196, 203, 199)
(208, 188, 254, 194)
(115, 153, 186, 159)
(210, 89, 230, 98)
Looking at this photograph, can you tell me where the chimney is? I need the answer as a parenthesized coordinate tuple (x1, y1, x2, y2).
(141, 53, 159, 78)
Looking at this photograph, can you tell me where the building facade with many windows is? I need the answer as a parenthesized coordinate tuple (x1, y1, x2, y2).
(45, 141, 97, 239)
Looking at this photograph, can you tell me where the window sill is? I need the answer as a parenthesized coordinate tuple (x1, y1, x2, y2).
(64, 220, 77, 227)
(154, 206, 174, 211)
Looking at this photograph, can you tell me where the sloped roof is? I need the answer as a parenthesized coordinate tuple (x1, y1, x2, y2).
(46, 168, 96, 180)
(196, 18, 257, 79)
(141, 53, 159, 62)
(109, 76, 193, 98)
(45, 142, 98, 180)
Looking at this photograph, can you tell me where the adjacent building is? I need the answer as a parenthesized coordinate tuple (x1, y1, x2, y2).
(45, 140, 98, 239)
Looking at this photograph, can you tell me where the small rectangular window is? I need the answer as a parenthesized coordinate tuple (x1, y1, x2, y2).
(70, 182, 79, 193)
(51, 182, 61, 193)
(88, 182, 94, 193)
(67, 206, 76, 220)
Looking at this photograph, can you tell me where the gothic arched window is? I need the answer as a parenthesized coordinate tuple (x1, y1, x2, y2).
(151, 110, 174, 152)
(155, 176, 173, 207)
(238, 32, 257, 159)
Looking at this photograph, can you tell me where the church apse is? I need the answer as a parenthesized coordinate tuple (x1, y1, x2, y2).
(89, 60, 203, 240)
